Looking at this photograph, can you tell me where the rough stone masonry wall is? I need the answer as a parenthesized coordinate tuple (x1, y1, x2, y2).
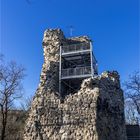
(24, 29, 127, 140)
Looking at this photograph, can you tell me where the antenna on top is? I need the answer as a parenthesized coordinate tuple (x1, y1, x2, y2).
(67, 25, 74, 37)
(26, 0, 31, 4)
(26, 0, 35, 4)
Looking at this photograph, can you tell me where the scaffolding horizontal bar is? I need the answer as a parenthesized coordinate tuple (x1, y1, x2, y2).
(62, 49, 90, 56)
(61, 74, 92, 80)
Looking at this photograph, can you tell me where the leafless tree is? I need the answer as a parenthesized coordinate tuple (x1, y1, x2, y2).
(124, 71, 140, 115)
(20, 95, 33, 111)
(0, 56, 25, 140)
(125, 99, 139, 124)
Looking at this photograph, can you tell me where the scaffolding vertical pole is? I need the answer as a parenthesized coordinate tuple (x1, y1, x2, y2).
(90, 41, 94, 77)
(59, 45, 62, 95)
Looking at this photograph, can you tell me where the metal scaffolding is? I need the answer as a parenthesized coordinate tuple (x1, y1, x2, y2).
(59, 41, 98, 96)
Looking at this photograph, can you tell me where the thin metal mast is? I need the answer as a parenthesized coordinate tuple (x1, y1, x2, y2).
(90, 41, 94, 77)
(59, 45, 62, 95)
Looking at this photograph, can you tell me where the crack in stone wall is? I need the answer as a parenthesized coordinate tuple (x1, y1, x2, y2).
(24, 29, 127, 140)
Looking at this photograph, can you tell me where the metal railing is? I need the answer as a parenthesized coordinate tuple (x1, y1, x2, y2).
(61, 66, 91, 78)
(62, 43, 90, 54)
(127, 136, 140, 140)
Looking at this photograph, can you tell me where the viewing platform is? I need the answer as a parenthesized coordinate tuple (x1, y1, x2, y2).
(61, 43, 90, 56)
(61, 66, 92, 79)
(59, 37, 98, 95)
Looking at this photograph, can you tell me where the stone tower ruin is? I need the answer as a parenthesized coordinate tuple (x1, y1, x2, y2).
(24, 29, 127, 140)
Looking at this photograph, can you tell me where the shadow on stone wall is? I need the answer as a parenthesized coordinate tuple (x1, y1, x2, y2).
(95, 76, 127, 140)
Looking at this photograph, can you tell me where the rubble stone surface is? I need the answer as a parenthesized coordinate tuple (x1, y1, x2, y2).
(24, 29, 127, 140)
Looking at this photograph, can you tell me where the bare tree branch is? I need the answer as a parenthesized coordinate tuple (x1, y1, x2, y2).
(124, 71, 140, 119)
(0, 55, 25, 140)
(19, 95, 33, 111)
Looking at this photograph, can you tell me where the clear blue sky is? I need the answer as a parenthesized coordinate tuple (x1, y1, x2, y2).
(0, 0, 139, 97)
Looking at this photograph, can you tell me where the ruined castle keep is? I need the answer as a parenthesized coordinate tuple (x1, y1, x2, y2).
(24, 29, 127, 140)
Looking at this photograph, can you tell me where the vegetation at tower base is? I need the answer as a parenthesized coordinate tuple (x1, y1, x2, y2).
(0, 110, 27, 140)
(24, 29, 127, 140)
